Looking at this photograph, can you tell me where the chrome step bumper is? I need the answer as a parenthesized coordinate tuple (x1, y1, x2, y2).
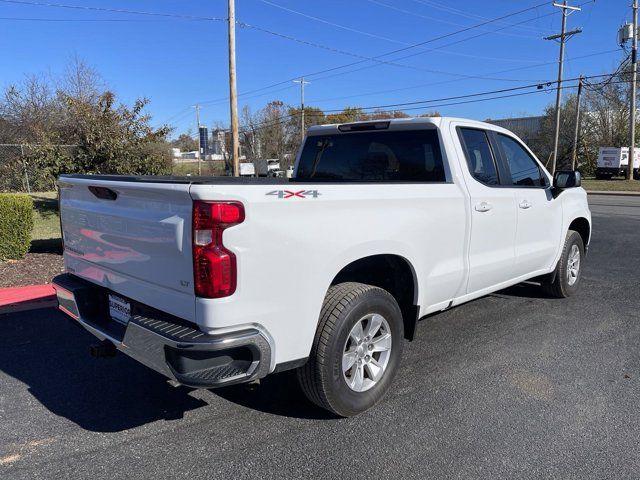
(52, 273, 272, 388)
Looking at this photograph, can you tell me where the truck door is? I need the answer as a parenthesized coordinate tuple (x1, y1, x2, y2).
(493, 133, 563, 276)
(457, 127, 518, 294)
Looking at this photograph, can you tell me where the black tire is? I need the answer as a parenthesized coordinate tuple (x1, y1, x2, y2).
(542, 230, 585, 298)
(297, 282, 404, 417)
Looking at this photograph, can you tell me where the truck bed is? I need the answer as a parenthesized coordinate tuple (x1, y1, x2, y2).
(59, 174, 291, 185)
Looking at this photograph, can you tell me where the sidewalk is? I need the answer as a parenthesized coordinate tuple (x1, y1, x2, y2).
(0, 285, 57, 314)
(586, 190, 640, 196)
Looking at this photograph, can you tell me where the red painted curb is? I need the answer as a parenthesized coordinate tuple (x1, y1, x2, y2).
(0, 284, 57, 313)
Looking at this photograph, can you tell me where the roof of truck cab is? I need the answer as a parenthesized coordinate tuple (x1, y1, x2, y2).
(306, 117, 513, 136)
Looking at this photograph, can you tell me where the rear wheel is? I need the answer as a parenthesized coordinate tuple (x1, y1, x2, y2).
(297, 282, 404, 417)
(542, 230, 585, 298)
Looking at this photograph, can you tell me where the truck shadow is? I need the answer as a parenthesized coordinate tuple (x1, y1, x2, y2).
(0, 308, 331, 432)
(213, 371, 336, 420)
(493, 281, 556, 299)
(0, 281, 557, 432)
(0, 308, 208, 433)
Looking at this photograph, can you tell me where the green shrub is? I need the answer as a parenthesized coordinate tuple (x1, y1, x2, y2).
(0, 194, 34, 260)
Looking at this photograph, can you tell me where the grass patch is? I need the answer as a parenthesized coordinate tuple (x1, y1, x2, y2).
(29, 192, 62, 254)
(582, 178, 640, 192)
(172, 161, 226, 176)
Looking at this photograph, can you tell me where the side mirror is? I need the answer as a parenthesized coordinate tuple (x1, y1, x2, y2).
(553, 170, 581, 189)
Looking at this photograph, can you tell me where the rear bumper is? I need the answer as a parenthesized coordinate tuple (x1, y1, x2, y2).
(52, 273, 272, 388)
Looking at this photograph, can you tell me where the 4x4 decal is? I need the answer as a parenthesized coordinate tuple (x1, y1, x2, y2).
(266, 190, 321, 199)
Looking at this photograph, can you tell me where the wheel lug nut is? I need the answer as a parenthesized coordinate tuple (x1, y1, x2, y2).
(368, 344, 373, 350)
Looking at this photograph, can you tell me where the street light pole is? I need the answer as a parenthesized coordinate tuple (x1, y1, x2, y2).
(228, 0, 240, 177)
(294, 77, 310, 143)
(629, 0, 638, 182)
(571, 76, 583, 171)
(194, 104, 202, 176)
(545, 1, 581, 174)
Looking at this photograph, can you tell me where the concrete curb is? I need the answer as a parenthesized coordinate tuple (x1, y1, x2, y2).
(586, 190, 640, 196)
(0, 284, 57, 314)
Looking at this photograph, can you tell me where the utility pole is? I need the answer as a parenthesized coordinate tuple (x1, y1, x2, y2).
(194, 104, 202, 176)
(545, 1, 581, 174)
(629, 0, 638, 182)
(228, 0, 240, 177)
(293, 77, 310, 143)
(571, 75, 583, 171)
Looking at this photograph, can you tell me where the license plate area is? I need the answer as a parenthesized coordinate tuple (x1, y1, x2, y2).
(109, 294, 131, 325)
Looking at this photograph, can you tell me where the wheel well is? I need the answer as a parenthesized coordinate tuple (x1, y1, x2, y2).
(569, 217, 590, 248)
(331, 255, 419, 341)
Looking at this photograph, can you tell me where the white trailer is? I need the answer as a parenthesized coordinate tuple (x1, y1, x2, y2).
(596, 147, 640, 179)
(239, 162, 256, 177)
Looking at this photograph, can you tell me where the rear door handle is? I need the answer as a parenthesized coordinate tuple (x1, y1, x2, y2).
(519, 200, 532, 209)
(474, 201, 493, 212)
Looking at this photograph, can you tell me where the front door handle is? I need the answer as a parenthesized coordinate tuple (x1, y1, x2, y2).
(474, 201, 493, 213)
(519, 200, 532, 209)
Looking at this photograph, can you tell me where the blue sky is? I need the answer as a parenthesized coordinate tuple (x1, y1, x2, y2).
(0, 0, 632, 136)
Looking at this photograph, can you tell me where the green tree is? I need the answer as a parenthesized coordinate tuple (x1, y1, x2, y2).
(368, 110, 410, 120)
(287, 105, 325, 141)
(0, 59, 172, 191)
(63, 92, 171, 175)
(171, 131, 198, 152)
(325, 107, 368, 124)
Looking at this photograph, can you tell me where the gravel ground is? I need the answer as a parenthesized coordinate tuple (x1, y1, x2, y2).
(0, 252, 63, 288)
(0, 195, 638, 479)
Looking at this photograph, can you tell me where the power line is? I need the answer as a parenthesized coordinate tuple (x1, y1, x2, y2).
(2, 0, 550, 86)
(218, 74, 640, 139)
(258, 0, 548, 65)
(284, 3, 570, 88)
(305, 50, 621, 106)
(364, 0, 541, 39)
(320, 1, 594, 82)
(167, 57, 622, 131)
(177, 1, 603, 125)
(317, 72, 616, 114)
(174, 1, 555, 113)
(209, 71, 623, 135)
(257, 0, 411, 46)
(300, 1, 551, 73)
(231, 82, 584, 136)
(0, 16, 153, 21)
(262, 0, 541, 44)
(235, 20, 470, 75)
(408, 0, 549, 34)
(0, 0, 226, 20)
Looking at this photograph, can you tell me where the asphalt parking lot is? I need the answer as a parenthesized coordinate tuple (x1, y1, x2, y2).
(1, 194, 639, 479)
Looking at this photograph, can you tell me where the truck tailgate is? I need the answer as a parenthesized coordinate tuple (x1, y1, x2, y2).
(58, 176, 196, 321)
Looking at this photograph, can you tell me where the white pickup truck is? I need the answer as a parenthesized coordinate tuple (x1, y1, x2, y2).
(53, 117, 591, 416)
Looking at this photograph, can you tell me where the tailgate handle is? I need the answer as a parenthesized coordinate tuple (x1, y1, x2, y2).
(88, 186, 118, 200)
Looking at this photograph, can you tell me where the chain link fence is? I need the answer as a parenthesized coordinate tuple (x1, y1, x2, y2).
(0, 144, 78, 193)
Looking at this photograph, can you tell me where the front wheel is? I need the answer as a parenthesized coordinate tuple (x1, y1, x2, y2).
(542, 230, 585, 298)
(297, 282, 404, 417)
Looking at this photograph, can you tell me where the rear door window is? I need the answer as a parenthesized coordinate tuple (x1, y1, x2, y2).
(295, 129, 446, 182)
(458, 128, 499, 186)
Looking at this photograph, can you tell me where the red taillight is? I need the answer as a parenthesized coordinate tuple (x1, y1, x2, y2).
(192, 201, 245, 298)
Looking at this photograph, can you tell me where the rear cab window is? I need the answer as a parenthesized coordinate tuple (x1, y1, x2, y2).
(295, 129, 446, 182)
(457, 128, 500, 186)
